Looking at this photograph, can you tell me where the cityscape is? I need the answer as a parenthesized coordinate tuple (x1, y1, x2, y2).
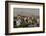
(13, 8, 40, 28)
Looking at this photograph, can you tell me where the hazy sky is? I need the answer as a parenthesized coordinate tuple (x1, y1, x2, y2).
(14, 8, 39, 17)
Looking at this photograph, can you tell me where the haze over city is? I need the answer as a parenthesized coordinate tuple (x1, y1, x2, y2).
(14, 8, 39, 17)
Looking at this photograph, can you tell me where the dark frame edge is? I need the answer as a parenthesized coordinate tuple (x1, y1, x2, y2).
(5, 1, 9, 35)
(5, 1, 44, 4)
(5, 31, 44, 35)
(43, 3, 45, 33)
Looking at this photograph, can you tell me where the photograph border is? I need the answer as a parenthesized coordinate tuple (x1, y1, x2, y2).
(5, 1, 45, 35)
